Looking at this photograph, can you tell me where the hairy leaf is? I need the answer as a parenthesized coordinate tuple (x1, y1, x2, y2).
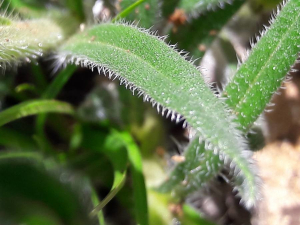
(59, 23, 257, 207)
(224, 0, 300, 131)
(0, 18, 63, 67)
(0, 100, 74, 126)
(158, 138, 221, 196)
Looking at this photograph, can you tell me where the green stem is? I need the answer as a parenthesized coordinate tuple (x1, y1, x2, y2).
(112, 0, 146, 22)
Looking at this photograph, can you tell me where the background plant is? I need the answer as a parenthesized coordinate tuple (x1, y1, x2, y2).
(0, 0, 298, 224)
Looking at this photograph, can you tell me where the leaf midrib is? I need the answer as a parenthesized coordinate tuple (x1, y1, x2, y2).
(71, 39, 214, 110)
(72, 40, 255, 186)
(68, 39, 245, 154)
(230, 6, 300, 116)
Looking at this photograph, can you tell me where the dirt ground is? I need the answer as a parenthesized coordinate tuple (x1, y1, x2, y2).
(252, 67, 300, 225)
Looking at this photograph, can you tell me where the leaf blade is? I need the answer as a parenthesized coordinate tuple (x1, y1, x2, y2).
(59, 23, 257, 206)
(0, 19, 64, 66)
(158, 138, 222, 196)
(224, 0, 300, 130)
(0, 100, 74, 127)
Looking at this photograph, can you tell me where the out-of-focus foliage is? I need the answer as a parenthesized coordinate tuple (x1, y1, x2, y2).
(0, 0, 299, 225)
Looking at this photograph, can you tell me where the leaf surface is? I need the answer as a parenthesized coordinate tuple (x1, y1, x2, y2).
(224, 0, 300, 130)
(158, 138, 221, 196)
(0, 19, 63, 66)
(0, 100, 74, 126)
(59, 23, 257, 206)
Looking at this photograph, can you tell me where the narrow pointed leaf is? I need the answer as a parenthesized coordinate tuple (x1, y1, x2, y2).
(90, 171, 126, 217)
(224, 0, 300, 131)
(90, 187, 106, 225)
(161, 0, 180, 18)
(59, 23, 257, 206)
(0, 100, 74, 126)
(81, 129, 128, 217)
(82, 128, 147, 225)
(118, 131, 148, 225)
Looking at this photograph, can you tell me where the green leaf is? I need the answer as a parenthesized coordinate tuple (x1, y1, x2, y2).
(90, 171, 127, 217)
(0, 151, 42, 160)
(0, 100, 74, 127)
(169, 0, 244, 60)
(119, 0, 159, 28)
(15, 83, 39, 95)
(80, 127, 128, 221)
(90, 186, 106, 225)
(87, 131, 128, 217)
(118, 131, 149, 225)
(179, 0, 237, 14)
(114, 0, 145, 21)
(90, 172, 126, 216)
(0, 18, 64, 67)
(82, 128, 148, 225)
(158, 138, 221, 196)
(224, 0, 300, 131)
(59, 23, 257, 207)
